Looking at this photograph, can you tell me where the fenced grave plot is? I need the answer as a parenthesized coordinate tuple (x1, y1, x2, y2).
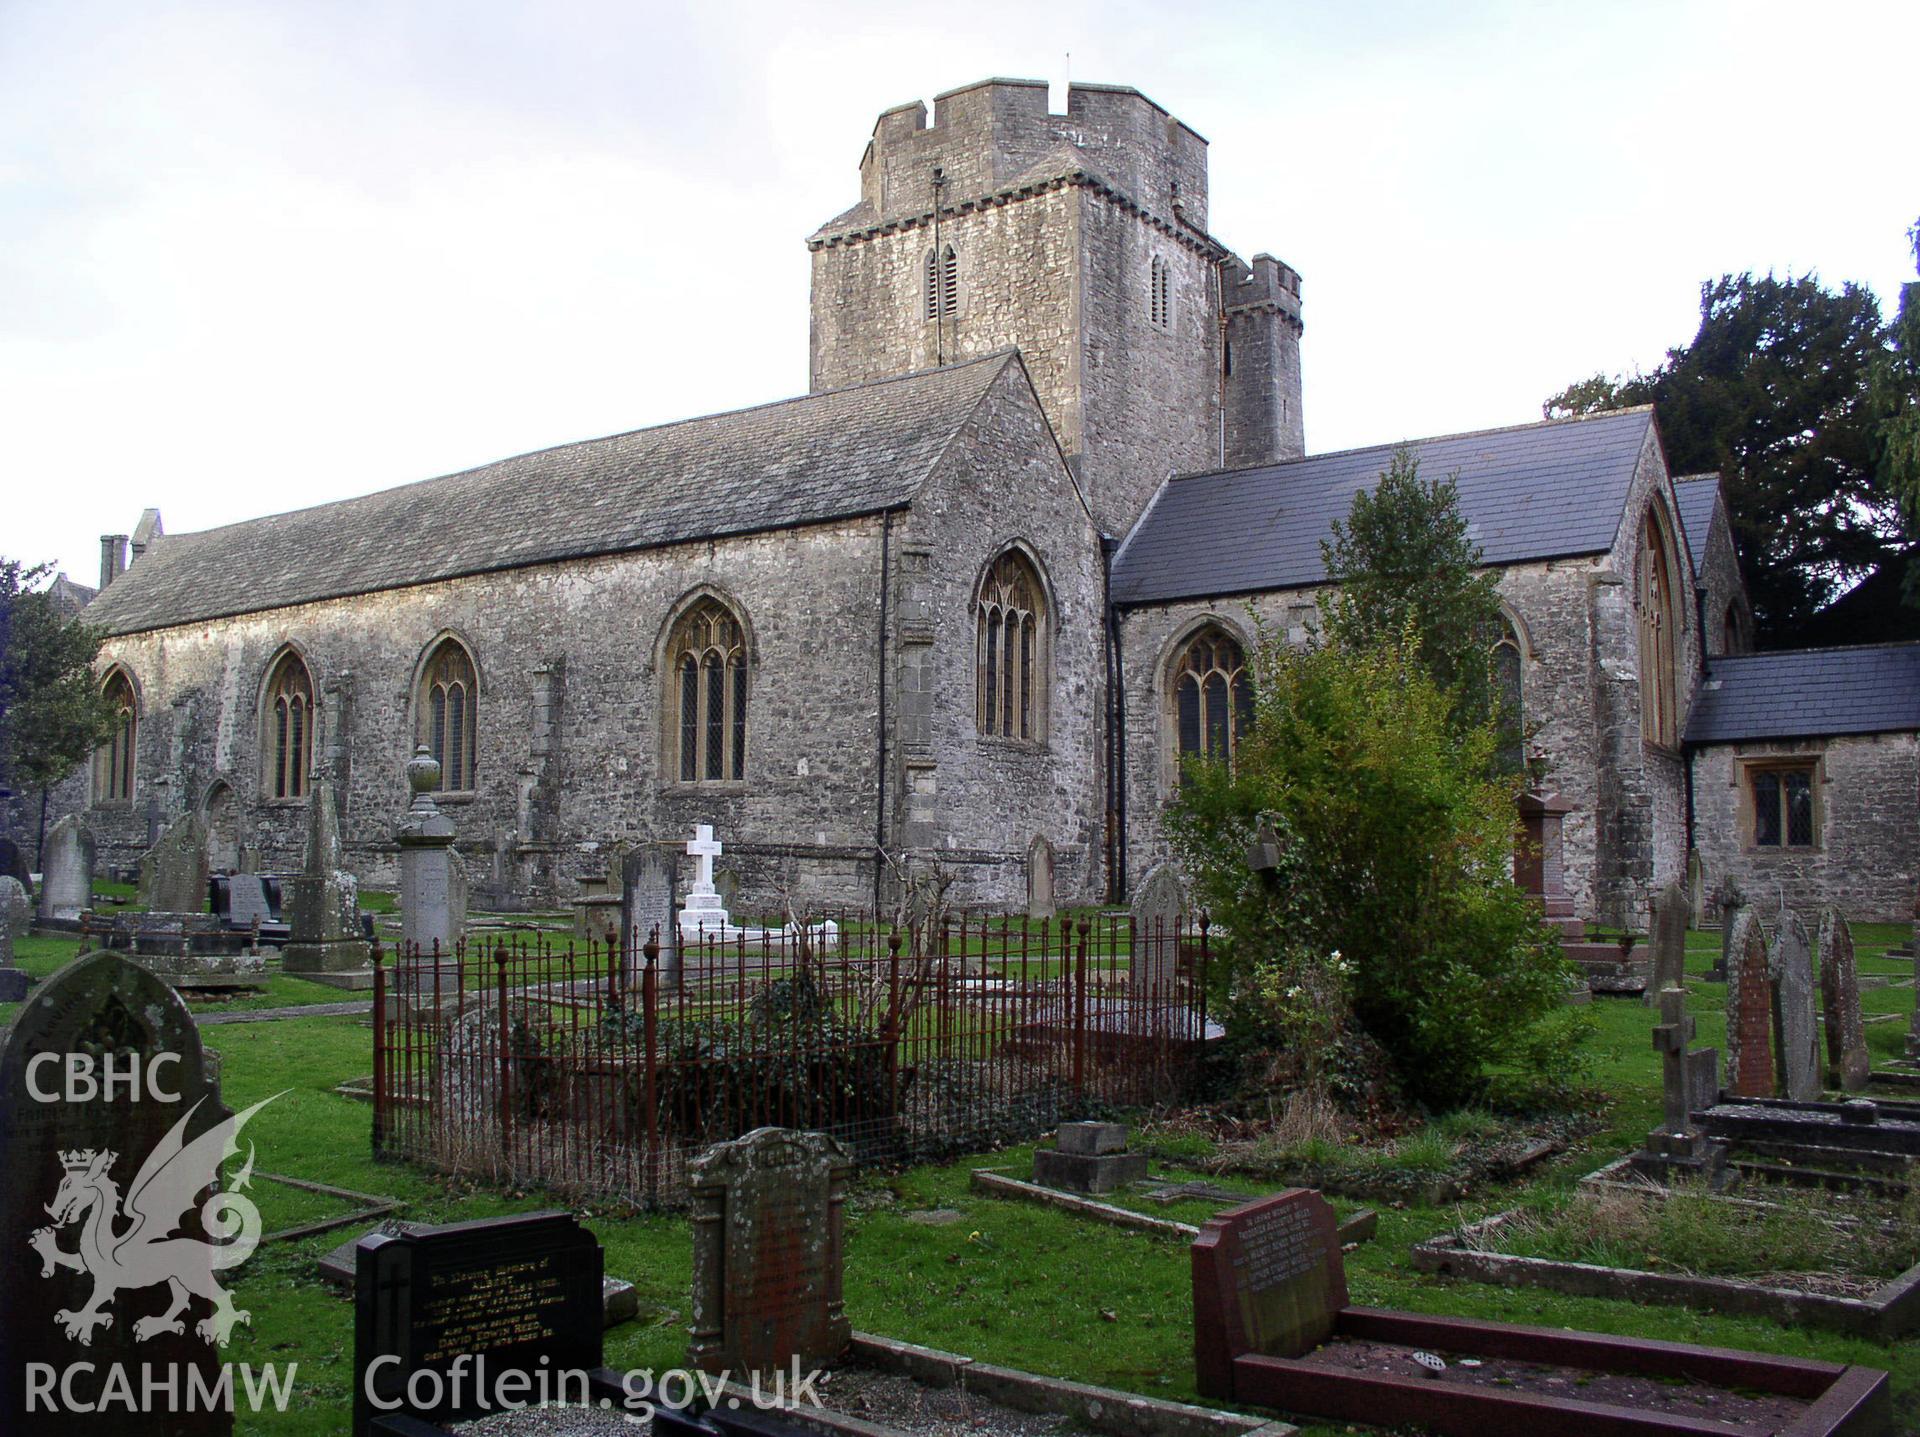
(1413, 1183, 1920, 1339)
(371, 911, 1215, 1206)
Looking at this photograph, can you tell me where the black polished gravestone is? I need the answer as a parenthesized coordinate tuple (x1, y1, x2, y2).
(352, 1211, 616, 1436)
(0, 951, 232, 1436)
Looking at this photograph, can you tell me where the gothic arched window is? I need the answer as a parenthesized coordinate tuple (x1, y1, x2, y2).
(1637, 509, 1681, 748)
(976, 550, 1049, 742)
(417, 639, 478, 792)
(924, 244, 958, 320)
(668, 599, 748, 782)
(1171, 628, 1251, 769)
(1150, 255, 1172, 329)
(261, 650, 315, 800)
(1493, 623, 1524, 774)
(93, 668, 137, 804)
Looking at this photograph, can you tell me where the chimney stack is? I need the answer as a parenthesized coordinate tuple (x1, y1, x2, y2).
(99, 534, 128, 590)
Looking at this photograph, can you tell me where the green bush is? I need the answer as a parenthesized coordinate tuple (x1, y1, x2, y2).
(1168, 633, 1587, 1109)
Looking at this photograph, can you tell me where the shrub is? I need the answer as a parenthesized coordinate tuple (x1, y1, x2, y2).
(1169, 633, 1586, 1109)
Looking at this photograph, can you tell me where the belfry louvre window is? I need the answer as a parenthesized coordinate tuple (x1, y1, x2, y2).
(1172, 628, 1251, 766)
(94, 669, 137, 804)
(670, 599, 748, 782)
(1750, 763, 1817, 850)
(976, 550, 1048, 742)
(262, 651, 315, 799)
(924, 244, 958, 320)
(418, 640, 478, 792)
(1150, 255, 1172, 329)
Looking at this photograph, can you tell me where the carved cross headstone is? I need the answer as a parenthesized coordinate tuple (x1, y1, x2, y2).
(1129, 861, 1186, 993)
(1191, 1189, 1348, 1400)
(686, 825, 722, 892)
(1645, 880, 1688, 1006)
(0, 951, 230, 1435)
(687, 1127, 851, 1380)
(1652, 987, 1697, 1138)
(1724, 909, 1774, 1099)
(1770, 908, 1820, 1102)
(1818, 908, 1871, 1092)
(679, 825, 731, 937)
(36, 815, 95, 923)
(137, 811, 209, 915)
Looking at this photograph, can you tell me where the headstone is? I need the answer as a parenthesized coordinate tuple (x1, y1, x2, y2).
(1637, 987, 1727, 1186)
(0, 875, 30, 1000)
(1026, 834, 1055, 920)
(224, 872, 273, 932)
(687, 1127, 852, 1380)
(678, 825, 732, 939)
(1819, 908, 1871, 1091)
(396, 747, 463, 958)
(1513, 792, 1575, 921)
(1710, 895, 1744, 982)
(0, 950, 233, 1434)
(1770, 908, 1820, 1102)
(351, 1212, 603, 1437)
(1644, 879, 1688, 1006)
(0, 836, 30, 895)
(1191, 1189, 1348, 1400)
(1723, 909, 1774, 1099)
(1685, 1045, 1721, 1117)
(1129, 861, 1186, 992)
(620, 844, 677, 981)
(284, 781, 371, 975)
(37, 816, 95, 923)
(137, 811, 209, 914)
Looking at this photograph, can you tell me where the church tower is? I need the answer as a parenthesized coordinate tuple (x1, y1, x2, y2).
(808, 78, 1304, 537)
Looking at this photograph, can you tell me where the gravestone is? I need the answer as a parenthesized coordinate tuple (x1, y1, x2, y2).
(1129, 861, 1186, 993)
(1635, 987, 1727, 1186)
(352, 1211, 604, 1437)
(0, 950, 232, 1435)
(1709, 894, 1744, 981)
(138, 811, 209, 914)
(620, 843, 677, 982)
(0, 875, 30, 1000)
(37, 815, 95, 923)
(1771, 909, 1820, 1102)
(1686, 1045, 1722, 1117)
(1819, 907, 1871, 1092)
(678, 825, 733, 940)
(1191, 1188, 1348, 1400)
(1645, 879, 1688, 1006)
(0, 835, 30, 896)
(224, 872, 274, 932)
(688, 1126, 852, 1380)
(396, 747, 463, 958)
(1033, 1120, 1149, 1193)
(1723, 909, 1775, 1099)
(284, 780, 371, 976)
(1026, 834, 1055, 921)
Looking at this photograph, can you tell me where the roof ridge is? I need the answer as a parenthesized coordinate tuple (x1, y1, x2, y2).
(1168, 405, 1656, 483)
(129, 355, 1020, 548)
(1706, 640, 1920, 664)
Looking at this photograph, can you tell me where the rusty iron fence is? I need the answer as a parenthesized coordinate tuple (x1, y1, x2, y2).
(370, 910, 1212, 1206)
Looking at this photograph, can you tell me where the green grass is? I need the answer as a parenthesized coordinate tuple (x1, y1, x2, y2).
(6, 927, 1920, 1436)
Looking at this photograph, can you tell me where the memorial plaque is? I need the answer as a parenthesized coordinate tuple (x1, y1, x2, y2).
(0, 951, 231, 1435)
(688, 1127, 852, 1380)
(1191, 1188, 1347, 1399)
(352, 1211, 603, 1437)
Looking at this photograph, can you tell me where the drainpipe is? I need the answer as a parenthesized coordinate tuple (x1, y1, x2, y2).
(872, 510, 895, 914)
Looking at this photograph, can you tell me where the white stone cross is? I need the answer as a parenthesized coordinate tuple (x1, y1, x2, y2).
(685, 824, 722, 895)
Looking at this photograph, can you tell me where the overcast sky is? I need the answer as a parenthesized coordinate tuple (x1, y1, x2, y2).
(4, 0, 1915, 585)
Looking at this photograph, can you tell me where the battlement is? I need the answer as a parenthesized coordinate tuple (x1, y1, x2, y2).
(854, 77, 1209, 231)
(1224, 253, 1303, 323)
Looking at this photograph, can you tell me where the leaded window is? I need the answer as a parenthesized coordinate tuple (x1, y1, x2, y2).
(1637, 509, 1680, 747)
(417, 640, 478, 792)
(94, 669, 137, 804)
(1172, 628, 1251, 768)
(669, 599, 748, 782)
(1493, 627, 1524, 774)
(262, 651, 315, 799)
(1751, 764, 1816, 849)
(976, 550, 1048, 742)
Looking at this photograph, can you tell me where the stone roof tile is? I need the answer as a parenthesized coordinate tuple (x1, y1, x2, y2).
(1685, 643, 1920, 744)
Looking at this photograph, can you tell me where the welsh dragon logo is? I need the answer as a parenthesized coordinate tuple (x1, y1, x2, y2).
(28, 1093, 281, 1347)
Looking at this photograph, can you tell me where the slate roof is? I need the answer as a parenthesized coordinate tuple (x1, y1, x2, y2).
(85, 354, 1019, 636)
(1673, 475, 1722, 578)
(1685, 643, 1920, 744)
(1110, 407, 1656, 606)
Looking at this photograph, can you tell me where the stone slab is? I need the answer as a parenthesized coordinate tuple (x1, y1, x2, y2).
(1056, 1120, 1130, 1155)
(1033, 1147, 1150, 1194)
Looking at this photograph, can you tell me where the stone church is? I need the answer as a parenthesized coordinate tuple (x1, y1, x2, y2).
(37, 77, 1919, 923)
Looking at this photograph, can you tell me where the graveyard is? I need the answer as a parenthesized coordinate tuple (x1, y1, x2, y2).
(3, 861, 1919, 1435)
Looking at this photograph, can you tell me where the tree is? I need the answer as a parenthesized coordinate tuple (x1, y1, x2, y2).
(0, 559, 115, 798)
(1167, 633, 1582, 1109)
(1320, 448, 1512, 751)
(1547, 272, 1911, 644)
(1877, 219, 1920, 602)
